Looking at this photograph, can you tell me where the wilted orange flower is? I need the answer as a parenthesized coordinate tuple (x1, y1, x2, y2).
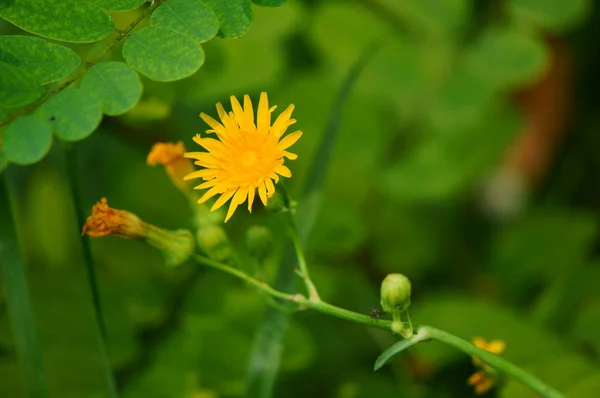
(184, 92, 302, 222)
(468, 337, 506, 395)
(82, 198, 145, 238)
(147, 141, 195, 193)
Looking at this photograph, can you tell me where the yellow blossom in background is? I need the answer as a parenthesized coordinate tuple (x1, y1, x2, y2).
(184, 92, 302, 222)
(82, 198, 145, 238)
(147, 141, 195, 194)
(468, 337, 506, 395)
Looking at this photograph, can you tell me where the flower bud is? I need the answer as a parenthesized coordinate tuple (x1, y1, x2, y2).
(196, 224, 231, 262)
(82, 198, 146, 239)
(380, 273, 412, 313)
(144, 225, 194, 267)
(147, 141, 195, 198)
(265, 191, 286, 213)
(245, 225, 273, 262)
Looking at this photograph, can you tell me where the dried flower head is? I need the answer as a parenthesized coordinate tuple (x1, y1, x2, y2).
(468, 337, 506, 395)
(184, 92, 302, 222)
(147, 141, 195, 194)
(82, 198, 145, 238)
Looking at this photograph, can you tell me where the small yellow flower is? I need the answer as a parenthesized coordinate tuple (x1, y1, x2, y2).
(184, 92, 302, 222)
(82, 198, 145, 238)
(468, 337, 506, 395)
(147, 141, 195, 194)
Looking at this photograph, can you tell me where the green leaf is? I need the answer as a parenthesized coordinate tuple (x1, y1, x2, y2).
(123, 26, 205, 82)
(0, 0, 114, 43)
(3, 115, 53, 165)
(0, 62, 42, 107)
(252, 0, 287, 6)
(151, 0, 219, 43)
(0, 148, 7, 173)
(0, 175, 50, 398)
(507, 0, 591, 31)
(203, 0, 252, 39)
(80, 62, 143, 116)
(0, 35, 81, 84)
(92, 0, 146, 11)
(41, 89, 103, 141)
(465, 26, 549, 90)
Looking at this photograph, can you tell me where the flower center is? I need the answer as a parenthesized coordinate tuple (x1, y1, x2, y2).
(241, 150, 258, 169)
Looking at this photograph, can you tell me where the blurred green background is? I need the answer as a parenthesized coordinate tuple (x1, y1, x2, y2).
(2, 0, 600, 397)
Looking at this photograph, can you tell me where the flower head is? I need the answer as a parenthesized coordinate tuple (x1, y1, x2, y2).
(468, 337, 506, 395)
(82, 198, 145, 238)
(147, 141, 195, 194)
(184, 92, 302, 222)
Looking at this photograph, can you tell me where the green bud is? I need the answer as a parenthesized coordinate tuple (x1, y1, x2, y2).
(144, 225, 194, 267)
(196, 224, 231, 262)
(245, 225, 273, 262)
(380, 273, 412, 313)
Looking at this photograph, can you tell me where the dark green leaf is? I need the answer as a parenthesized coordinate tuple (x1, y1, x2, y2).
(374, 329, 429, 371)
(0, 148, 7, 173)
(3, 115, 53, 165)
(41, 89, 103, 141)
(92, 0, 146, 11)
(0, 0, 114, 43)
(123, 26, 205, 82)
(0, 173, 50, 398)
(507, 0, 591, 31)
(466, 26, 549, 90)
(0, 35, 81, 84)
(80, 62, 143, 116)
(0, 62, 42, 107)
(203, 0, 252, 39)
(151, 0, 219, 43)
(252, 0, 287, 6)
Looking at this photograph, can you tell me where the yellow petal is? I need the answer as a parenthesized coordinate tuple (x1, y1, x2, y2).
(472, 337, 487, 350)
(216, 103, 238, 134)
(486, 340, 506, 354)
(475, 377, 494, 395)
(257, 92, 270, 134)
(283, 151, 298, 160)
(271, 104, 295, 137)
(274, 165, 291, 178)
(195, 180, 218, 190)
(467, 371, 485, 386)
(184, 169, 215, 181)
(231, 95, 253, 132)
(278, 130, 302, 150)
(198, 185, 223, 204)
(265, 177, 275, 196)
(243, 94, 255, 130)
(200, 113, 227, 136)
(211, 188, 236, 211)
(184, 152, 217, 168)
(225, 188, 248, 222)
(247, 186, 255, 212)
(195, 137, 225, 153)
(258, 181, 268, 206)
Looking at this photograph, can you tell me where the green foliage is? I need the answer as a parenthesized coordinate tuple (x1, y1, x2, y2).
(80, 62, 143, 116)
(151, 0, 219, 43)
(93, 0, 147, 12)
(123, 26, 205, 82)
(0, 62, 42, 107)
(2, 115, 52, 165)
(507, 0, 591, 31)
(0, 0, 114, 43)
(0, 35, 80, 84)
(204, 0, 253, 39)
(252, 0, 287, 6)
(40, 89, 103, 141)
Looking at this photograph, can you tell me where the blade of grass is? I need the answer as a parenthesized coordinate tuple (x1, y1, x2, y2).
(61, 142, 119, 398)
(245, 40, 385, 398)
(0, 169, 50, 398)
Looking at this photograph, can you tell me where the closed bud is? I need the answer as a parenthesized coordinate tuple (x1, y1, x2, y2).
(245, 225, 273, 262)
(380, 273, 412, 313)
(196, 224, 231, 262)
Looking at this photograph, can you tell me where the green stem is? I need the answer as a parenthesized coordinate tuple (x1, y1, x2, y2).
(422, 326, 564, 398)
(0, 0, 166, 128)
(288, 224, 320, 301)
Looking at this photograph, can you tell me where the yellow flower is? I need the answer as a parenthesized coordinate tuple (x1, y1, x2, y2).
(184, 92, 302, 222)
(468, 337, 506, 395)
